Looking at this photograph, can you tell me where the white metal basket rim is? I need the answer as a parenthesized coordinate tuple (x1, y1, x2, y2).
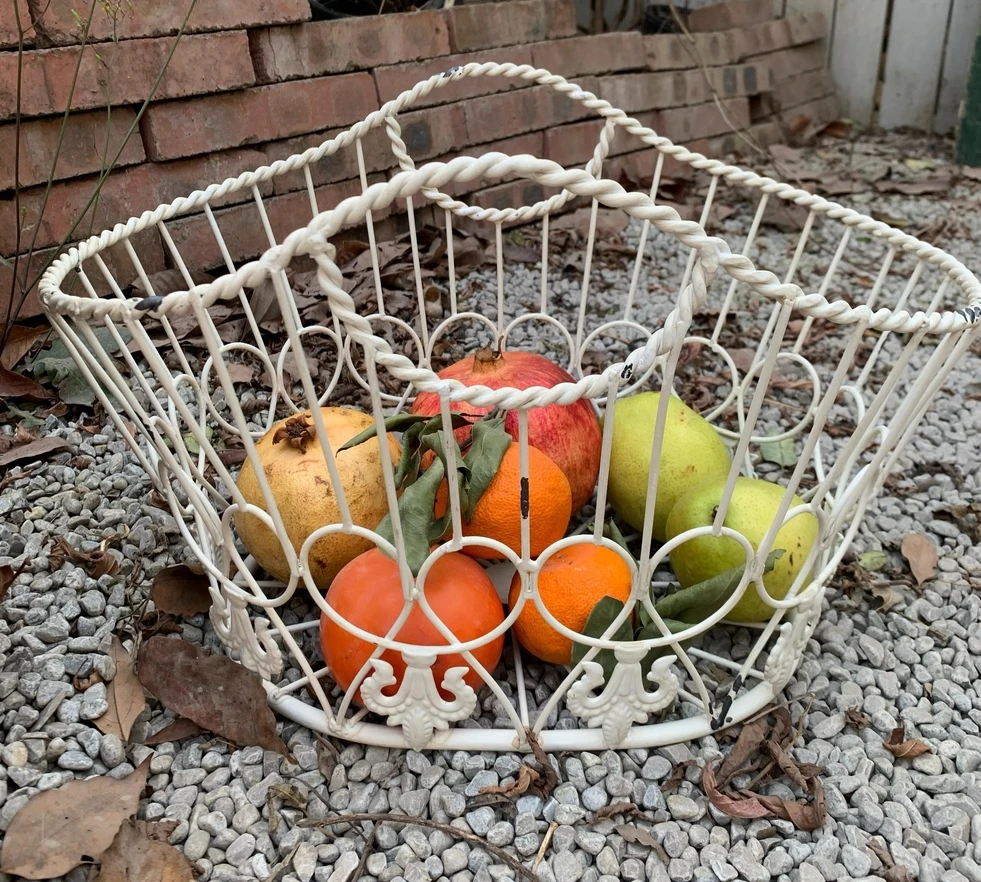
(38, 62, 981, 326)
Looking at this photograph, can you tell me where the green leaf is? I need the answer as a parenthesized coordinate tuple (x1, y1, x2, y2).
(655, 549, 785, 620)
(392, 421, 425, 490)
(603, 519, 635, 562)
(858, 550, 888, 572)
(4, 404, 46, 429)
(375, 455, 445, 577)
(759, 435, 796, 467)
(182, 425, 213, 456)
(26, 326, 131, 407)
(338, 411, 475, 452)
(461, 415, 511, 522)
(570, 596, 633, 684)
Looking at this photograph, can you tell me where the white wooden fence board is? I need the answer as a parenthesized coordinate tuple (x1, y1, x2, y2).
(934, 0, 981, 133)
(828, 0, 888, 125)
(879, 0, 953, 130)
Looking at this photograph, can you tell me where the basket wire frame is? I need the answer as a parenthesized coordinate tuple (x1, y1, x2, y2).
(40, 63, 981, 752)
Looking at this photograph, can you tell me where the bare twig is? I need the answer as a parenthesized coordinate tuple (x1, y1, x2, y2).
(298, 812, 538, 882)
(533, 820, 558, 870)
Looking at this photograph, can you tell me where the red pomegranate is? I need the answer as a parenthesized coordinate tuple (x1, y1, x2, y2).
(411, 345, 601, 513)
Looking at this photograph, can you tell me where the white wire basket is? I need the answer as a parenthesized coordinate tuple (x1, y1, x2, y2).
(40, 63, 981, 753)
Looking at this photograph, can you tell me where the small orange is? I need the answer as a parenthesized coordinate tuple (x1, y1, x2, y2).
(435, 442, 572, 559)
(508, 543, 634, 665)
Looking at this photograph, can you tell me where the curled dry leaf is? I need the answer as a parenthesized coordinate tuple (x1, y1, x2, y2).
(151, 564, 213, 617)
(0, 758, 151, 879)
(523, 728, 558, 800)
(141, 717, 204, 746)
(662, 759, 697, 792)
(50, 535, 120, 579)
(844, 707, 871, 730)
(615, 824, 658, 848)
(593, 802, 646, 822)
(137, 636, 290, 758)
(900, 532, 938, 587)
(871, 582, 904, 613)
(479, 764, 541, 799)
(883, 727, 932, 759)
(702, 761, 827, 831)
(94, 637, 147, 742)
(0, 434, 70, 468)
(0, 564, 15, 603)
(95, 818, 197, 882)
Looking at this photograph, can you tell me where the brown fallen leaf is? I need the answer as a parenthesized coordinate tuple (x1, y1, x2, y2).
(137, 636, 290, 758)
(223, 362, 254, 385)
(0, 435, 71, 469)
(95, 637, 146, 742)
(0, 322, 50, 370)
(868, 836, 915, 882)
(900, 533, 938, 587)
(593, 802, 646, 822)
(49, 535, 120, 579)
(141, 717, 204, 746)
(702, 761, 826, 830)
(844, 707, 871, 730)
(661, 759, 697, 792)
(0, 364, 52, 402)
(615, 823, 658, 848)
(883, 726, 932, 759)
(523, 728, 558, 800)
(717, 715, 771, 787)
(479, 764, 541, 799)
(870, 582, 904, 612)
(151, 564, 213, 618)
(0, 564, 16, 603)
(95, 818, 196, 882)
(875, 177, 950, 195)
(0, 758, 150, 879)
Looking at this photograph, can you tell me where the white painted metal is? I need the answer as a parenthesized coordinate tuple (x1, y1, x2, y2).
(935, 0, 981, 133)
(39, 64, 981, 752)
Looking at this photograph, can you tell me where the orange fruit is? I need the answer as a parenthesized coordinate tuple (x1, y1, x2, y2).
(435, 443, 572, 559)
(508, 543, 634, 665)
(320, 547, 506, 705)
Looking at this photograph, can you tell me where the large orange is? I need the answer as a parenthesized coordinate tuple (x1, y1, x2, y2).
(320, 547, 506, 705)
(435, 443, 572, 560)
(508, 543, 634, 665)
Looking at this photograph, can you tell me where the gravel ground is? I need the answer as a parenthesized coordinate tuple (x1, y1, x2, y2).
(1, 129, 980, 882)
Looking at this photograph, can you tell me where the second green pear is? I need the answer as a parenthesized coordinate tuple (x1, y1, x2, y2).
(606, 392, 732, 542)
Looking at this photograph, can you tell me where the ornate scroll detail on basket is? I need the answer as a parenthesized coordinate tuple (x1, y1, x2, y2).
(210, 591, 284, 682)
(762, 588, 824, 693)
(360, 652, 477, 751)
(567, 646, 680, 748)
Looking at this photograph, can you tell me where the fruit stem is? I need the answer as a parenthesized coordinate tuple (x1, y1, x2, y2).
(472, 338, 506, 372)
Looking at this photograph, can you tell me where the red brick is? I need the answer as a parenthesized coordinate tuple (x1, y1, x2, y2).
(542, 113, 659, 169)
(164, 177, 385, 272)
(472, 179, 548, 216)
(733, 13, 827, 60)
(251, 11, 450, 83)
(374, 46, 535, 108)
(442, 0, 576, 53)
(0, 109, 144, 192)
(1, 0, 32, 48)
(32, 0, 310, 45)
(753, 42, 826, 81)
(786, 12, 829, 47)
(0, 32, 254, 122)
(0, 228, 166, 322)
(659, 97, 751, 143)
(0, 149, 271, 254)
(645, 30, 739, 71)
(770, 68, 834, 110)
(263, 103, 469, 196)
(775, 94, 840, 131)
(141, 73, 377, 161)
(529, 32, 646, 78)
(464, 79, 599, 144)
(687, 0, 775, 32)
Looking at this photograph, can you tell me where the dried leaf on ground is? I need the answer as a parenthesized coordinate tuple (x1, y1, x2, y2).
(0, 564, 15, 603)
(0, 758, 150, 879)
(49, 535, 120, 579)
(900, 533, 938, 586)
(870, 582, 904, 612)
(95, 637, 146, 742)
(883, 727, 932, 759)
(141, 717, 203, 746)
(0, 435, 70, 469)
(523, 728, 558, 799)
(479, 764, 541, 799)
(95, 818, 196, 882)
(593, 802, 646, 822)
(0, 323, 50, 370)
(703, 762, 826, 830)
(769, 144, 802, 163)
(137, 636, 290, 758)
(0, 364, 52, 401)
(661, 760, 697, 793)
(615, 824, 659, 848)
(716, 712, 775, 787)
(151, 564, 213, 617)
(875, 176, 950, 195)
(868, 837, 915, 882)
(845, 708, 871, 730)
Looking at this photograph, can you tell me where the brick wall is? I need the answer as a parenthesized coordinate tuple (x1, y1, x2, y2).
(0, 0, 838, 321)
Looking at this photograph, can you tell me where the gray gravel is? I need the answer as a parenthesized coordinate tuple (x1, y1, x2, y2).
(1, 130, 981, 882)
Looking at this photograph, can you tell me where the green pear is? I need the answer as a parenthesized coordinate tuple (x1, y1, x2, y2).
(606, 392, 731, 542)
(664, 475, 819, 623)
